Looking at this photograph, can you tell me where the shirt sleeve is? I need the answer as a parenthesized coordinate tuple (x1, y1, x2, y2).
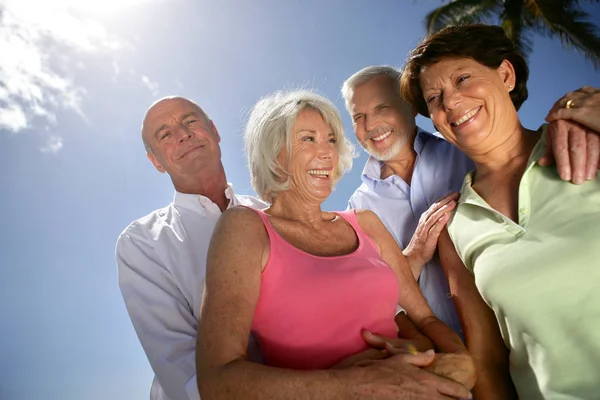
(347, 195, 357, 210)
(116, 227, 200, 400)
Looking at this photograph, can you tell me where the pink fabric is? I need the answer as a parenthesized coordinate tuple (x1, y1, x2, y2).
(246, 207, 399, 370)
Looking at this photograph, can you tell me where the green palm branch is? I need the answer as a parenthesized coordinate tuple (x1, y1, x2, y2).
(424, 0, 600, 69)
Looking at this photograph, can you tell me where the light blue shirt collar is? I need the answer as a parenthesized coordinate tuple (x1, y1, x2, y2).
(360, 127, 444, 189)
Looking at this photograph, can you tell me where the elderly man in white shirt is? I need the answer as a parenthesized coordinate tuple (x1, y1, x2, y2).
(116, 96, 266, 400)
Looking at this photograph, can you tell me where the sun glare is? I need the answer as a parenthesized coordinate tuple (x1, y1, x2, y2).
(4, 0, 156, 15)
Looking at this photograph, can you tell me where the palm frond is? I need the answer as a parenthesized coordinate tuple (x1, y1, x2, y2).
(424, 0, 500, 34)
(531, 3, 600, 69)
(501, 0, 533, 56)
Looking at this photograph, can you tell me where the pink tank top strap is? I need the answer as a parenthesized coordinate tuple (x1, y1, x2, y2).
(333, 209, 380, 255)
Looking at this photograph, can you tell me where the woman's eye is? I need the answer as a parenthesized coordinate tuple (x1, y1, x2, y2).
(457, 75, 470, 84)
(329, 138, 337, 144)
(426, 95, 438, 104)
(301, 136, 315, 142)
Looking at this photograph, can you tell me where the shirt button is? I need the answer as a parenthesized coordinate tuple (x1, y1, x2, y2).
(519, 207, 527, 214)
(446, 292, 452, 299)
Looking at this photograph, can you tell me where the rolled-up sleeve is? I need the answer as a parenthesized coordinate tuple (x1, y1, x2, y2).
(116, 227, 200, 400)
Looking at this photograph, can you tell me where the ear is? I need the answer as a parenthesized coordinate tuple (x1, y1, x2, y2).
(209, 120, 221, 143)
(147, 151, 166, 173)
(498, 59, 516, 91)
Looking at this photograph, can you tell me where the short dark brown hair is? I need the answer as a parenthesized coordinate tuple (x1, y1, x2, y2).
(400, 24, 529, 117)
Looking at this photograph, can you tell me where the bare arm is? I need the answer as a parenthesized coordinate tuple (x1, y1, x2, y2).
(196, 207, 345, 399)
(438, 228, 517, 400)
(356, 209, 465, 355)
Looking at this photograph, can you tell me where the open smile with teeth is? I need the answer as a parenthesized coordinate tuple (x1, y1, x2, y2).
(451, 107, 481, 127)
(307, 169, 331, 178)
(371, 130, 392, 142)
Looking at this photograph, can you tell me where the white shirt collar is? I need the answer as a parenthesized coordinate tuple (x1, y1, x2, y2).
(172, 183, 237, 215)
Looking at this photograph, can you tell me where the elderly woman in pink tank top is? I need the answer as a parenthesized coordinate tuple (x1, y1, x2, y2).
(196, 90, 475, 399)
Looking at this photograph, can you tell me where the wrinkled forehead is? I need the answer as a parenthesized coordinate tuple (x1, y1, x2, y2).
(142, 97, 205, 135)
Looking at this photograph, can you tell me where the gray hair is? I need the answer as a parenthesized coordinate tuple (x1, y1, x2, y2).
(245, 90, 356, 203)
(341, 65, 402, 113)
(141, 96, 211, 153)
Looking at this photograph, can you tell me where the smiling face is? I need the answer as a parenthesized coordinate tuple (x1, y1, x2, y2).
(284, 108, 339, 203)
(349, 75, 417, 161)
(419, 57, 517, 155)
(142, 97, 222, 180)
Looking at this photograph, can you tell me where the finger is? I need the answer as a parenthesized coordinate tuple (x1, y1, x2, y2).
(545, 107, 573, 123)
(437, 381, 472, 400)
(538, 124, 554, 166)
(384, 341, 420, 356)
(388, 349, 436, 367)
(331, 348, 387, 369)
(578, 86, 598, 94)
(585, 131, 600, 180)
(547, 120, 571, 180)
(421, 194, 458, 223)
(427, 212, 451, 242)
(424, 202, 455, 234)
(568, 124, 587, 184)
(362, 330, 387, 348)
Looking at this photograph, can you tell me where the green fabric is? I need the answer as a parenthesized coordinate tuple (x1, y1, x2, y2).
(448, 126, 600, 399)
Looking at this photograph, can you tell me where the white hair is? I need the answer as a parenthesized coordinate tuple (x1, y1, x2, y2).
(341, 65, 402, 113)
(141, 96, 211, 153)
(244, 90, 356, 203)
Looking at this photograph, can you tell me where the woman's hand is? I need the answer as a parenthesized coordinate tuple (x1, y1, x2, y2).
(403, 192, 459, 279)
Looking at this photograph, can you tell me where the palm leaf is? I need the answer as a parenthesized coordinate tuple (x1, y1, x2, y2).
(501, 0, 533, 56)
(531, 3, 600, 68)
(424, 0, 499, 33)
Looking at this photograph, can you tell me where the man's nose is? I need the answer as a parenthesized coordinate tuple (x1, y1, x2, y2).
(174, 124, 193, 143)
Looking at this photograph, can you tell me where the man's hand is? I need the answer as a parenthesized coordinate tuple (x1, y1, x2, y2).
(404, 193, 459, 279)
(545, 86, 600, 134)
(539, 86, 600, 184)
(343, 350, 473, 399)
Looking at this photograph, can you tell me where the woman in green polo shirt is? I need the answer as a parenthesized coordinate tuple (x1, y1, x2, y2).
(400, 24, 600, 399)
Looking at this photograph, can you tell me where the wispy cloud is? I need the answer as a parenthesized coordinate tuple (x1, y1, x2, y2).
(40, 135, 64, 154)
(0, 0, 160, 152)
(141, 75, 160, 96)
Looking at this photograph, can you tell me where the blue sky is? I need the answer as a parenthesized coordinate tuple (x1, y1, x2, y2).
(1, 0, 599, 398)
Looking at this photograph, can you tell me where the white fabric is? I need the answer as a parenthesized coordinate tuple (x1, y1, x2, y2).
(116, 186, 266, 400)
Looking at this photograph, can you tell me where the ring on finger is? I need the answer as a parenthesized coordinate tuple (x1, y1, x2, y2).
(565, 99, 576, 109)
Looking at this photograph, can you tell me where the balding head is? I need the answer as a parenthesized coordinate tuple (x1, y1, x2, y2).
(141, 96, 210, 153)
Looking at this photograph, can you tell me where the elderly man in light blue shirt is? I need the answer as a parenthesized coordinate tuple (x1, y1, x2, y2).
(342, 66, 472, 334)
(342, 66, 600, 336)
